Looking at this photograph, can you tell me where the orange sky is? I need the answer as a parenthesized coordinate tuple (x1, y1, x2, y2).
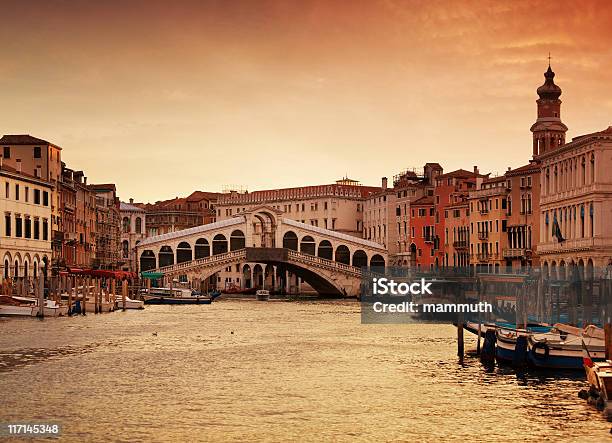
(1, 0, 611, 202)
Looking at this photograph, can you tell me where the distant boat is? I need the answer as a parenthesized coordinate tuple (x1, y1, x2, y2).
(528, 324, 605, 370)
(114, 294, 145, 310)
(143, 287, 212, 305)
(255, 289, 270, 301)
(0, 295, 68, 317)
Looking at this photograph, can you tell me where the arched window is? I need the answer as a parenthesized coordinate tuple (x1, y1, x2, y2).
(282, 231, 298, 251)
(135, 217, 142, 234)
(591, 153, 595, 183)
(230, 230, 245, 251)
(140, 250, 156, 272)
(212, 234, 228, 255)
(370, 254, 385, 269)
(300, 236, 316, 255)
(352, 250, 367, 268)
(176, 242, 192, 263)
(195, 238, 210, 259)
(335, 245, 350, 265)
(317, 240, 333, 260)
(3, 260, 8, 279)
(159, 246, 174, 268)
(122, 217, 130, 233)
(122, 240, 129, 258)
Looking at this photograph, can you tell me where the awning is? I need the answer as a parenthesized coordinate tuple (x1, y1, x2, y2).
(141, 272, 164, 279)
(64, 268, 137, 279)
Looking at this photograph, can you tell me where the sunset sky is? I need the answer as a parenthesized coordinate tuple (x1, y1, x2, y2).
(2, 0, 611, 202)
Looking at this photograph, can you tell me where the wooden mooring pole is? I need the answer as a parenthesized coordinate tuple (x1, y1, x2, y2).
(122, 279, 127, 311)
(37, 274, 44, 318)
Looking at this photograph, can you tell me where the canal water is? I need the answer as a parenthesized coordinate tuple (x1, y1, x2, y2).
(0, 300, 609, 442)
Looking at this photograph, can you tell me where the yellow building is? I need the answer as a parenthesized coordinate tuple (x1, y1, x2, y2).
(1, 162, 53, 281)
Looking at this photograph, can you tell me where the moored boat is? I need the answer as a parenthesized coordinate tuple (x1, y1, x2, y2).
(113, 294, 144, 310)
(256, 289, 269, 301)
(143, 287, 212, 305)
(528, 324, 605, 370)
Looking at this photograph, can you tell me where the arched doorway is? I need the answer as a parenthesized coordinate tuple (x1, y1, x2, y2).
(212, 234, 228, 255)
(176, 242, 192, 263)
(300, 236, 316, 255)
(159, 246, 174, 268)
(195, 238, 210, 259)
(230, 230, 245, 251)
(283, 231, 298, 251)
(140, 250, 156, 271)
(317, 240, 333, 260)
(352, 250, 367, 268)
(253, 264, 264, 288)
(242, 264, 252, 288)
(335, 245, 350, 265)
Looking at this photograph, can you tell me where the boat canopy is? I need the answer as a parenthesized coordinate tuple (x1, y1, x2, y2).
(62, 268, 137, 279)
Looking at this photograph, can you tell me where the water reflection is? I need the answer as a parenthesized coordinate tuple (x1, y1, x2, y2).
(0, 300, 608, 441)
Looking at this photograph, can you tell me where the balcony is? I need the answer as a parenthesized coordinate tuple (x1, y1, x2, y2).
(424, 235, 434, 243)
(477, 231, 489, 240)
(479, 208, 489, 215)
(503, 248, 529, 259)
(453, 241, 468, 250)
(476, 253, 490, 261)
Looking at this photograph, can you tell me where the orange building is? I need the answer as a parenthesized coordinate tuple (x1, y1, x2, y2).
(409, 195, 436, 269)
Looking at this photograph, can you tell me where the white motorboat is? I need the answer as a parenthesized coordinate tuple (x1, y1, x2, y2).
(256, 289, 270, 301)
(11, 296, 69, 317)
(114, 294, 144, 310)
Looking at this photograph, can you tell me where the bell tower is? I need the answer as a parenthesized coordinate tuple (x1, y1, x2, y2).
(530, 61, 568, 157)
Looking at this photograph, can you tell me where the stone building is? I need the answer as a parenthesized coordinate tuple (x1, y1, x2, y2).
(120, 199, 146, 272)
(1, 161, 53, 281)
(60, 165, 97, 269)
(532, 63, 612, 276)
(0, 135, 63, 268)
(217, 179, 379, 238)
(89, 184, 121, 269)
(504, 162, 540, 269)
(138, 191, 219, 237)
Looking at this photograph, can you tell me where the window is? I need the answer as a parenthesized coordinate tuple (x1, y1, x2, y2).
(15, 215, 23, 237)
(25, 187, 29, 202)
(34, 189, 40, 204)
(2, 146, 9, 158)
(34, 146, 41, 158)
(4, 214, 11, 236)
(15, 184, 19, 201)
(43, 191, 49, 206)
(43, 219, 48, 240)
(34, 219, 40, 239)
(25, 218, 31, 238)
(5, 182, 8, 198)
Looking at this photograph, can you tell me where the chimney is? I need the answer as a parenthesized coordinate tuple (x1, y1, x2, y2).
(129, 198, 134, 204)
(16, 159, 22, 173)
(382, 177, 388, 190)
(507, 166, 511, 172)
(473, 165, 479, 175)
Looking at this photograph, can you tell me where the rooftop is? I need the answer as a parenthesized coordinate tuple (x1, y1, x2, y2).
(0, 134, 61, 149)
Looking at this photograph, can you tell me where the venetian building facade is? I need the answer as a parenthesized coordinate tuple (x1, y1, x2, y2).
(533, 64, 612, 276)
(120, 200, 146, 272)
(504, 162, 540, 269)
(217, 179, 378, 238)
(0, 135, 63, 268)
(468, 176, 509, 272)
(1, 161, 53, 282)
(89, 184, 121, 269)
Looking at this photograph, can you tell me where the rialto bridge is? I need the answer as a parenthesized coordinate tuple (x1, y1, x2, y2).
(135, 206, 387, 296)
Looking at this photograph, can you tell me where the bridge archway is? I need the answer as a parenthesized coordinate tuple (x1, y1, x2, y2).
(300, 235, 316, 256)
(177, 241, 192, 263)
(370, 254, 385, 268)
(159, 246, 174, 268)
(195, 238, 210, 259)
(230, 230, 246, 251)
(212, 234, 228, 255)
(335, 245, 350, 265)
(317, 240, 333, 260)
(283, 231, 298, 251)
(352, 250, 367, 268)
(253, 210, 278, 248)
(140, 250, 156, 272)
